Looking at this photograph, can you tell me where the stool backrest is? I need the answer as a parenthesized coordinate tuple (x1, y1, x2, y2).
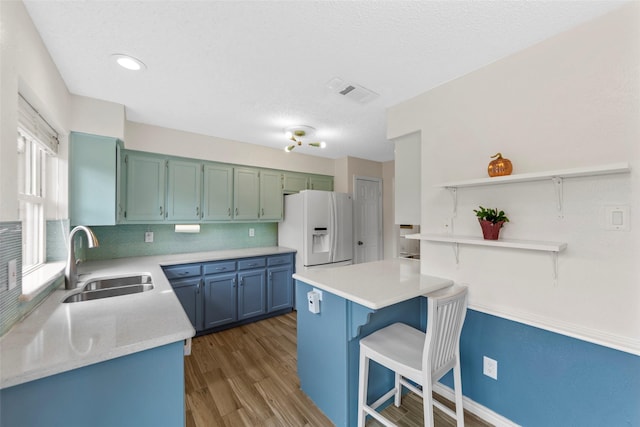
(423, 285, 469, 381)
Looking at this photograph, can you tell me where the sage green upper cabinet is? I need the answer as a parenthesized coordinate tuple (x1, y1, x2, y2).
(69, 132, 123, 226)
(203, 163, 233, 221)
(282, 172, 308, 194)
(124, 151, 166, 222)
(308, 175, 334, 191)
(166, 159, 201, 222)
(233, 167, 260, 220)
(259, 170, 283, 220)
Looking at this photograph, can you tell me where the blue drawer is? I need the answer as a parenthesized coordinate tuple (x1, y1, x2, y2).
(267, 254, 293, 266)
(163, 264, 201, 280)
(203, 261, 236, 275)
(237, 257, 266, 270)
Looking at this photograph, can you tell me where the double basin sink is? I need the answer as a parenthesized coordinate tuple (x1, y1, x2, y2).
(63, 274, 154, 303)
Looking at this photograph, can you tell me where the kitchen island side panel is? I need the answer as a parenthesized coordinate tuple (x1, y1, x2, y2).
(296, 280, 425, 427)
(0, 341, 185, 427)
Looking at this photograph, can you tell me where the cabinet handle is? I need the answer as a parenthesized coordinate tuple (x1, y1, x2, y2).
(269, 272, 272, 280)
(235, 207, 239, 216)
(239, 277, 243, 286)
(232, 278, 236, 288)
(196, 283, 200, 294)
(159, 206, 163, 216)
(261, 208, 264, 217)
(179, 271, 189, 276)
(228, 208, 231, 217)
(196, 206, 200, 216)
(215, 267, 224, 271)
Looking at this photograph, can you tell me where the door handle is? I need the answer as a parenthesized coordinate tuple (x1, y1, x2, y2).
(358, 241, 364, 246)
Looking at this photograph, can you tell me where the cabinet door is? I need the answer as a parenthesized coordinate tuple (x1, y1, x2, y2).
(203, 273, 237, 328)
(237, 269, 266, 320)
(267, 265, 293, 312)
(69, 132, 123, 226)
(170, 278, 202, 331)
(124, 151, 166, 221)
(259, 170, 283, 221)
(233, 167, 259, 220)
(166, 159, 201, 221)
(203, 163, 233, 221)
(283, 172, 308, 194)
(308, 175, 334, 191)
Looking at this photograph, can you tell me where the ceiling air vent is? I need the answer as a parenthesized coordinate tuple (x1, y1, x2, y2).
(326, 77, 379, 104)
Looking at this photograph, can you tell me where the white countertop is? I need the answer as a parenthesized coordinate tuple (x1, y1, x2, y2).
(0, 246, 295, 389)
(293, 258, 453, 310)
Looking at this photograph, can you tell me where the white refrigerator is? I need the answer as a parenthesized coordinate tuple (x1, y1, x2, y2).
(278, 190, 353, 270)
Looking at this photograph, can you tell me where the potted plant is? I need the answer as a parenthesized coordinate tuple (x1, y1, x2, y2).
(473, 206, 509, 240)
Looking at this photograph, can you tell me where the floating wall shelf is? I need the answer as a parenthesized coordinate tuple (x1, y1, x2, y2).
(436, 162, 631, 218)
(406, 233, 568, 281)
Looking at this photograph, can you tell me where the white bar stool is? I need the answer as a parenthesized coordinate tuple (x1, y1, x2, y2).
(357, 285, 469, 427)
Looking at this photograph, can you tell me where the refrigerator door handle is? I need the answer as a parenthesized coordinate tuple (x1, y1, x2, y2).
(330, 193, 338, 263)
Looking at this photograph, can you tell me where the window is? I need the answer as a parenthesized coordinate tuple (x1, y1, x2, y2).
(17, 94, 59, 275)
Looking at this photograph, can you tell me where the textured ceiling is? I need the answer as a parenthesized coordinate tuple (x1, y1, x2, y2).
(23, 0, 627, 162)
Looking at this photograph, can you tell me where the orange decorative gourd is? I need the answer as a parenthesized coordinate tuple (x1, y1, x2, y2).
(487, 153, 513, 177)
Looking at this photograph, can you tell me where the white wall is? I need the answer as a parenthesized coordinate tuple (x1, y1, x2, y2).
(387, 3, 639, 353)
(0, 0, 71, 221)
(70, 95, 126, 140)
(124, 121, 335, 176)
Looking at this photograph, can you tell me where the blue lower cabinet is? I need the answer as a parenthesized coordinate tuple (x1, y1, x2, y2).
(238, 269, 266, 319)
(203, 272, 237, 328)
(165, 253, 294, 334)
(171, 277, 202, 330)
(0, 341, 185, 427)
(268, 264, 293, 312)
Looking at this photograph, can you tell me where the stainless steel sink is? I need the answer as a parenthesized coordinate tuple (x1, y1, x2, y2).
(83, 274, 152, 291)
(63, 274, 154, 303)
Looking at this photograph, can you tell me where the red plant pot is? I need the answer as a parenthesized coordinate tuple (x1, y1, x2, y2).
(478, 219, 504, 240)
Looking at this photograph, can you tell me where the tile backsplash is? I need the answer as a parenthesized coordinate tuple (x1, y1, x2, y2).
(84, 222, 278, 261)
(0, 222, 23, 335)
(1, 220, 68, 336)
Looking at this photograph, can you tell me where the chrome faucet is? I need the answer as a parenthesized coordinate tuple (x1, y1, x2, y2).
(65, 226, 99, 290)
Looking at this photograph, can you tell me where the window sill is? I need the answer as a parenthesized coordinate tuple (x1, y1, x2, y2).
(20, 262, 66, 302)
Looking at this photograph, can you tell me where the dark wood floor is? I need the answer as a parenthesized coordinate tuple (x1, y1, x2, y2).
(184, 311, 492, 426)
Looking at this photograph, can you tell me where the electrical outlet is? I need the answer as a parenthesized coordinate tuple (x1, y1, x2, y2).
(483, 356, 498, 380)
(249, 228, 255, 237)
(145, 231, 154, 243)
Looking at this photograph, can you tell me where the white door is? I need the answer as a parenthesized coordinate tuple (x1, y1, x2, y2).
(354, 177, 383, 264)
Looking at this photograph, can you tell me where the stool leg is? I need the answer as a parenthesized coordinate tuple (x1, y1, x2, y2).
(423, 378, 435, 427)
(453, 357, 465, 427)
(394, 373, 402, 407)
(358, 351, 370, 427)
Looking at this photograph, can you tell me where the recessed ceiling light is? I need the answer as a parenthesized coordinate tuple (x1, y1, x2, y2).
(111, 54, 146, 71)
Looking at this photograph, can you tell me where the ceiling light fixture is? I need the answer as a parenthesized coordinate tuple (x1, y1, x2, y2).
(283, 126, 326, 153)
(111, 54, 146, 71)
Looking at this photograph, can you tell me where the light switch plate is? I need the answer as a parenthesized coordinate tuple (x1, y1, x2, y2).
(604, 205, 629, 231)
(145, 231, 154, 243)
(249, 228, 255, 237)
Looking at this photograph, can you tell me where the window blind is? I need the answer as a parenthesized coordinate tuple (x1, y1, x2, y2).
(17, 93, 59, 155)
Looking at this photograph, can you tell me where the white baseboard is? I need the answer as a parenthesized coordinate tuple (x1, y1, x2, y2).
(433, 383, 520, 427)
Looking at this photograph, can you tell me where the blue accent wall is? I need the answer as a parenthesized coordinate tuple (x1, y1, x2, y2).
(84, 222, 277, 261)
(440, 310, 640, 426)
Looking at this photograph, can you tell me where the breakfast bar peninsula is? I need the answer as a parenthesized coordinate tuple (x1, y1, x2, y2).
(293, 258, 453, 427)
